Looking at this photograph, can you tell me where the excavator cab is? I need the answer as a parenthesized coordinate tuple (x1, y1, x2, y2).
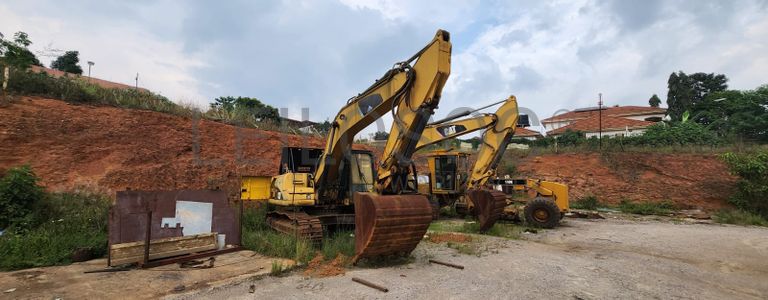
(424, 151, 470, 205)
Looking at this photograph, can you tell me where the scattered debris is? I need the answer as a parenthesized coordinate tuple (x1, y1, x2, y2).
(303, 254, 347, 277)
(352, 277, 389, 292)
(428, 259, 465, 270)
(676, 209, 711, 220)
(173, 285, 186, 292)
(249, 284, 256, 293)
(568, 210, 605, 219)
(523, 228, 538, 234)
(83, 266, 132, 274)
(180, 257, 216, 269)
(428, 232, 472, 244)
(4, 288, 16, 293)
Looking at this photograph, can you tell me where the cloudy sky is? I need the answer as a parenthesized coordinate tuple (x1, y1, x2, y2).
(2, 0, 767, 135)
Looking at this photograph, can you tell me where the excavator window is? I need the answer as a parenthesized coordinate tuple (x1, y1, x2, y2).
(350, 152, 374, 193)
(434, 155, 457, 191)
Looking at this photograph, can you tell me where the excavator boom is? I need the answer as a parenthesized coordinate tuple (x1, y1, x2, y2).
(301, 29, 452, 262)
(416, 96, 520, 230)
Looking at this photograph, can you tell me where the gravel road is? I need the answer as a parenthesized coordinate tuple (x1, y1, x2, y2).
(178, 218, 768, 300)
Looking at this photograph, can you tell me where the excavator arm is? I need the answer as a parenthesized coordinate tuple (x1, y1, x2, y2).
(310, 30, 451, 262)
(415, 95, 520, 231)
(314, 29, 452, 199)
(416, 95, 519, 187)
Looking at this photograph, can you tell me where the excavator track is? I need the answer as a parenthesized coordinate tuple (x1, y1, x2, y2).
(467, 189, 507, 232)
(352, 193, 433, 263)
(266, 211, 323, 244)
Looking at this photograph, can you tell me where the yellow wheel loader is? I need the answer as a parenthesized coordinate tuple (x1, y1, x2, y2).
(267, 30, 451, 262)
(414, 96, 569, 229)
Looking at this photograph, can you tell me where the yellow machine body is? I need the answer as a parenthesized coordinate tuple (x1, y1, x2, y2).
(241, 176, 271, 201)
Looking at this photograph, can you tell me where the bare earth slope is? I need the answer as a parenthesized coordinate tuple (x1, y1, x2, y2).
(1, 97, 737, 210)
(516, 152, 737, 210)
(0, 97, 326, 196)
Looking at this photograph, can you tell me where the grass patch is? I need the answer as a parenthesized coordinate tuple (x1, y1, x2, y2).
(321, 231, 355, 262)
(445, 242, 478, 255)
(241, 205, 314, 264)
(428, 220, 531, 240)
(241, 205, 357, 265)
(0, 190, 110, 271)
(618, 199, 676, 216)
(571, 195, 603, 210)
(270, 260, 290, 276)
(713, 209, 768, 226)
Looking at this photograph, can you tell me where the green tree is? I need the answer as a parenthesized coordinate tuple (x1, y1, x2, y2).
(556, 129, 585, 146)
(666, 71, 728, 122)
(210, 96, 279, 123)
(0, 165, 45, 229)
(648, 94, 661, 107)
(720, 151, 768, 218)
(702, 86, 768, 142)
(51, 51, 83, 74)
(0, 31, 42, 68)
(313, 120, 332, 134)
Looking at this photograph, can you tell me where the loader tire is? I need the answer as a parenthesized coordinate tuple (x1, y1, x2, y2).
(524, 197, 561, 229)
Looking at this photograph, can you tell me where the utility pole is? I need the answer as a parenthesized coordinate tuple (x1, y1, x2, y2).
(87, 61, 94, 81)
(135, 73, 139, 90)
(598, 93, 603, 150)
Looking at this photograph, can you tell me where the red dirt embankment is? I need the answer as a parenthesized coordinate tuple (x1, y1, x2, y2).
(516, 152, 738, 211)
(0, 97, 329, 196)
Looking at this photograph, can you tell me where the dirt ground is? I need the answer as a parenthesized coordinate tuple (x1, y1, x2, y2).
(0, 250, 293, 300)
(177, 218, 768, 300)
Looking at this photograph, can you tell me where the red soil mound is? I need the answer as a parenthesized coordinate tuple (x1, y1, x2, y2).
(516, 152, 737, 211)
(0, 97, 332, 197)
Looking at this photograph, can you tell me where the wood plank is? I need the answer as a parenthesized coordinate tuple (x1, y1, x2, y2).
(109, 233, 218, 266)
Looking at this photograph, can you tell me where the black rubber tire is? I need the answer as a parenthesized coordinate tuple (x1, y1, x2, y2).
(523, 197, 561, 228)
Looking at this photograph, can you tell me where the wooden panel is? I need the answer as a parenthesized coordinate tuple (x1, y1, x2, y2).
(109, 232, 218, 266)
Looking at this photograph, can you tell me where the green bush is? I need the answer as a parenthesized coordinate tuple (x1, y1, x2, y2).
(0, 190, 110, 270)
(713, 209, 768, 226)
(0, 165, 44, 229)
(571, 195, 601, 210)
(720, 151, 768, 218)
(618, 199, 676, 215)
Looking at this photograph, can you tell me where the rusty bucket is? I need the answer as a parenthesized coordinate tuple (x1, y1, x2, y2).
(467, 189, 507, 232)
(353, 193, 433, 262)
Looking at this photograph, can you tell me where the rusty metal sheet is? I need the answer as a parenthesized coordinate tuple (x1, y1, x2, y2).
(109, 190, 240, 250)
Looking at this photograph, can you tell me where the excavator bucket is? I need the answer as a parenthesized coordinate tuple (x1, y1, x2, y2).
(353, 193, 433, 263)
(467, 189, 507, 232)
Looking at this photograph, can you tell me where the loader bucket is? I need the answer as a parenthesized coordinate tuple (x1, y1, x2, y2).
(353, 193, 433, 263)
(467, 189, 507, 232)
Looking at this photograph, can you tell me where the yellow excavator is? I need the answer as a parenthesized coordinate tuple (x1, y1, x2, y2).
(267, 29, 451, 262)
(414, 96, 569, 228)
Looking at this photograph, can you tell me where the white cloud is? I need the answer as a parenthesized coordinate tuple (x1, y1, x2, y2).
(0, 2, 209, 106)
(1, 0, 766, 137)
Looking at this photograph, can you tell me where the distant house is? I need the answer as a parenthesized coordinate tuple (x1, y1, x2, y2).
(280, 117, 319, 133)
(513, 127, 543, 140)
(542, 105, 666, 138)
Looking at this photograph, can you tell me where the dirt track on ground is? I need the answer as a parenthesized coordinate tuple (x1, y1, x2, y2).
(180, 218, 768, 300)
